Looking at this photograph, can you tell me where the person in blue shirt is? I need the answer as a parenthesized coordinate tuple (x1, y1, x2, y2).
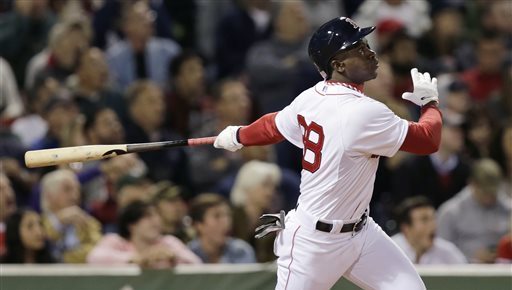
(187, 193, 256, 264)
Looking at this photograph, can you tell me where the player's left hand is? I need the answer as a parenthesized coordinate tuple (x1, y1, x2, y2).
(255, 210, 286, 239)
(402, 68, 439, 107)
(214, 126, 243, 152)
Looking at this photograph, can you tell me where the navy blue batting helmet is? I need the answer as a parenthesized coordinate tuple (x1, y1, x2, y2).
(308, 17, 375, 79)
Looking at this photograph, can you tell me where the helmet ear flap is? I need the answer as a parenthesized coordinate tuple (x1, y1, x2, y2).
(313, 63, 328, 80)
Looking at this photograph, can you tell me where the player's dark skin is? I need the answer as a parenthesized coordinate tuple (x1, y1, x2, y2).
(329, 39, 379, 84)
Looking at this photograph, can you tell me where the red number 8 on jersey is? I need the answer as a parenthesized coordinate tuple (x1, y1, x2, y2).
(297, 115, 325, 173)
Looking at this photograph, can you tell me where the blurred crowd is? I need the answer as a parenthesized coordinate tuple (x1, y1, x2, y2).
(0, 0, 511, 268)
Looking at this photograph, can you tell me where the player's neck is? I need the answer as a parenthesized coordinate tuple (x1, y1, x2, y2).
(326, 79, 364, 93)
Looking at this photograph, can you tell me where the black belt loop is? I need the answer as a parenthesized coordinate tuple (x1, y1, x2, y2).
(315, 212, 367, 234)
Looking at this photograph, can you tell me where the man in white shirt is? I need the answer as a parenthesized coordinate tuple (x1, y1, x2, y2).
(437, 158, 511, 263)
(392, 196, 466, 264)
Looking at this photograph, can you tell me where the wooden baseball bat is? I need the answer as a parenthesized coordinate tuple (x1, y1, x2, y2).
(24, 136, 217, 168)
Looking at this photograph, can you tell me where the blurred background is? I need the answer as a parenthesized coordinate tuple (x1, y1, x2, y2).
(0, 0, 511, 288)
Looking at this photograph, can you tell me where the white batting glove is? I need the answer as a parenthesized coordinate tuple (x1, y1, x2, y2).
(214, 126, 243, 152)
(402, 68, 439, 107)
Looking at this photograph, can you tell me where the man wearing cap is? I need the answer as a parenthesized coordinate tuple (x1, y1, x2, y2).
(152, 181, 194, 243)
(213, 16, 442, 290)
(437, 158, 511, 263)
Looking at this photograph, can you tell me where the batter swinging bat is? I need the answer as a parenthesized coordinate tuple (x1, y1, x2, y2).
(24, 136, 217, 168)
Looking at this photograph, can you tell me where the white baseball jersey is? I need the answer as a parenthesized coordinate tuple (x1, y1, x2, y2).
(275, 81, 409, 220)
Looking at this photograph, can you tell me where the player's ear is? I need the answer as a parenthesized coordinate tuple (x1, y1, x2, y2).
(331, 59, 345, 74)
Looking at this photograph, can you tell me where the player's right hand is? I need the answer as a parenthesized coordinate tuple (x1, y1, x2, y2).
(214, 126, 243, 152)
(401, 68, 439, 107)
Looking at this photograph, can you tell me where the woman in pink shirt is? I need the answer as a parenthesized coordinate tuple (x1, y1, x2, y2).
(87, 201, 201, 268)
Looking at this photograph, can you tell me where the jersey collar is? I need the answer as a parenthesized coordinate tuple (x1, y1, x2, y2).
(325, 80, 364, 94)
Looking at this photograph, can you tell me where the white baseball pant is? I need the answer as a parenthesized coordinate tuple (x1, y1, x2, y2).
(273, 208, 425, 290)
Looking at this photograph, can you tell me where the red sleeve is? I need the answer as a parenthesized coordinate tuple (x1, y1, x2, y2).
(497, 235, 512, 260)
(399, 104, 442, 155)
(238, 112, 285, 146)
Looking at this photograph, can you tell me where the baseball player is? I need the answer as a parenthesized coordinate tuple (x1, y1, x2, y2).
(214, 17, 442, 290)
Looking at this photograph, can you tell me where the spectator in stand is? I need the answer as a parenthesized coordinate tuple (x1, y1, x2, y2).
(187, 79, 250, 193)
(391, 196, 467, 264)
(1, 209, 55, 263)
(374, 19, 405, 54)
(1, 119, 39, 208)
(162, 0, 198, 48)
(106, 1, 181, 90)
(92, 0, 173, 50)
(84, 154, 147, 234)
(25, 17, 92, 90)
(115, 175, 155, 211)
(80, 105, 146, 229)
(70, 48, 128, 124)
(213, 145, 301, 213)
(0, 0, 56, 87)
(479, 0, 512, 49)
(40, 169, 102, 263)
(83, 106, 125, 149)
(0, 155, 38, 210)
(11, 75, 60, 148)
(462, 106, 499, 160)
(380, 31, 429, 114)
(151, 181, 194, 243)
(486, 64, 511, 121)
(0, 173, 17, 256)
(440, 80, 471, 126)
(230, 160, 281, 262)
(166, 51, 211, 138)
(417, 5, 469, 74)
(87, 200, 201, 268)
(188, 193, 256, 264)
(437, 158, 511, 263)
(393, 119, 471, 209)
(0, 57, 24, 124)
(29, 94, 84, 151)
(215, 0, 273, 78)
(194, 1, 233, 59)
(460, 33, 507, 103)
(353, 0, 431, 51)
(246, 0, 315, 115)
(124, 80, 191, 186)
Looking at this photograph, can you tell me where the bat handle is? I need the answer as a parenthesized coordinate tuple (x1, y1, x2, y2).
(188, 136, 217, 146)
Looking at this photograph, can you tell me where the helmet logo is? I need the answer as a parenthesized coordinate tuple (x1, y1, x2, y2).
(343, 17, 358, 29)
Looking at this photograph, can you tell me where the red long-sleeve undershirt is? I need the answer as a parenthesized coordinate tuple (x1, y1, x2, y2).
(399, 104, 442, 154)
(237, 105, 442, 155)
(238, 112, 285, 145)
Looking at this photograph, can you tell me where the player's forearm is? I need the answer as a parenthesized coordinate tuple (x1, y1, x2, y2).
(237, 112, 285, 146)
(400, 103, 442, 155)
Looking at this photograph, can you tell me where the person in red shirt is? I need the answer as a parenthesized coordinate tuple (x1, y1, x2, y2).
(460, 33, 507, 102)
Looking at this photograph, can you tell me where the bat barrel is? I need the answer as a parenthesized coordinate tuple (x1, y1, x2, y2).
(24, 144, 128, 168)
(24, 137, 216, 168)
